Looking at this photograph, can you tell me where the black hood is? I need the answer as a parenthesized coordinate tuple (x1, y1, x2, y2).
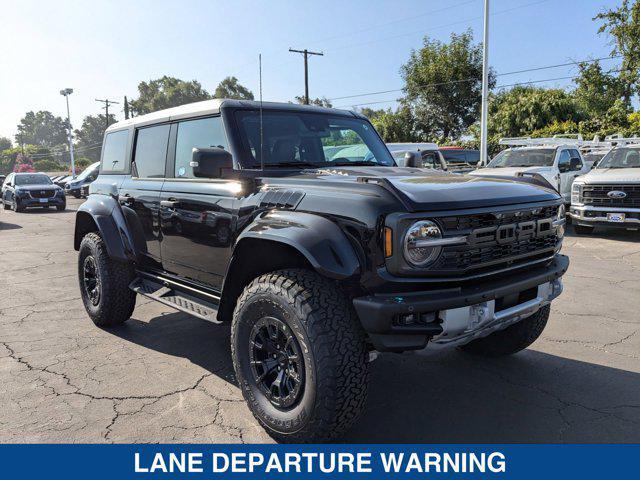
(260, 166, 560, 212)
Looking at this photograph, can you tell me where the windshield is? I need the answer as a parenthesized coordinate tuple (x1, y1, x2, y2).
(75, 163, 99, 180)
(15, 174, 52, 186)
(597, 147, 640, 169)
(235, 111, 395, 168)
(487, 148, 555, 168)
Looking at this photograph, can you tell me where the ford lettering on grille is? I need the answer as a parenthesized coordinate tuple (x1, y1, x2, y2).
(467, 218, 554, 247)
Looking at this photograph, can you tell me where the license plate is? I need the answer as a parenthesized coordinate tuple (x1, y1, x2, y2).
(39, 198, 48, 203)
(607, 213, 625, 223)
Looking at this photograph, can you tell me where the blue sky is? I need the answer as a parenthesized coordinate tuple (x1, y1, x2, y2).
(0, 0, 621, 140)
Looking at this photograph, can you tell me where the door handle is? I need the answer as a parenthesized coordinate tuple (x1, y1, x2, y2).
(118, 194, 134, 205)
(160, 199, 179, 208)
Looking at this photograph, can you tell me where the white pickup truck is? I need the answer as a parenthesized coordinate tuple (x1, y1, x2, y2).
(570, 139, 640, 234)
(469, 138, 590, 204)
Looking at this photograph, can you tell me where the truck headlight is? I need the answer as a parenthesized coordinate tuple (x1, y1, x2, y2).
(403, 220, 443, 267)
(571, 183, 582, 205)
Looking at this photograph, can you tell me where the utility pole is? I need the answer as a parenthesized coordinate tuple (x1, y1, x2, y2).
(95, 98, 120, 129)
(60, 88, 76, 178)
(479, 0, 490, 166)
(288, 48, 324, 105)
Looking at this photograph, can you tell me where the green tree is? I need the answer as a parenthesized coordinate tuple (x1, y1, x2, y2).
(573, 61, 627, 117)
(33, 159, 65, 172)
(0, 137, 11, 151)
(129, 76, 212, 115)
(74, 114, 117, 162)
(488, 86, 583, 139)
(214, 76, 254, 100)
(595, 0, 640, 106)
(401, 30, 496, 141)
(369, 107, 420, 143)
(16, 111, 67, 148)
(294, 96, 333, 107)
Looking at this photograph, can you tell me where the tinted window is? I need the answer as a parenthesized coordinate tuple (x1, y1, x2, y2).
(487, 148, 556, 167)
(101, 130, 129, 173)
(598, 147, 640, 169)
(15, 174, 52, 186)
(175, 117, 228, 178)
(134, 125, 170, 178)
(441, 150, 466, 162)
(557, 150, 571, 169)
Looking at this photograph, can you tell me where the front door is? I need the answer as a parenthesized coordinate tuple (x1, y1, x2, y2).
(558, 149, 584, 203)
(159, 116, 235, 289)
(119, 123, 171, 270)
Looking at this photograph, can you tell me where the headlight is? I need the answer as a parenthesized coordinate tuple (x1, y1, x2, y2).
(571, 183, 582, 205)
(403, 220, 443, 267)
(554, 204, 566, 239)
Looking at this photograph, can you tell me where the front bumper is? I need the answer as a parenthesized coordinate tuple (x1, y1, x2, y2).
(353, 254, 569, 352)
(17, 196, 66, 208)
(569, 205, 640, 228)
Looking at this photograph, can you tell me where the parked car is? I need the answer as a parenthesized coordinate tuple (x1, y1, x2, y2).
(570, 139, 640, 233)
(54, 175, 73, 188)
(469, 138, 590, 204)
(2, 172, 66, 212)
(439, 146, 480, 170)
(386, 143, 448, 170)
(65, 162, 100, 198)
(74, 99, 568, 442)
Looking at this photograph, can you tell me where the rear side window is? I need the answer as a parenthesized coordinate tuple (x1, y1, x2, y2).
(134, 124, 170, 178)
(175, 117, 228, 178)
(101, 130, 129, 173)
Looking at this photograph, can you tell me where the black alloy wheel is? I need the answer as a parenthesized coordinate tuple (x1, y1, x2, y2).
(82, 255, 101, 306)
(249, 316, 305, 409)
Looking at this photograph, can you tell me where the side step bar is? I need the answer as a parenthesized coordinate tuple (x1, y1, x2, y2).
(130, 277, 221, 324)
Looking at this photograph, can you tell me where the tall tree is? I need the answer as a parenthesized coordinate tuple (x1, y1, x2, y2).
(573, 61, 627, 117)
(0, 137, 11, 151)
(214, 76, 254, 100)
(369, 107, 419, 143)
(401, 30, 495, 141)
(594, 0, 640, 106)
(74, 114, 117, 162)
(294, 96, 332, 107)
(129, 76, 212, 115)
(488, 86, 583, 139)
(16, 111, 67, 148)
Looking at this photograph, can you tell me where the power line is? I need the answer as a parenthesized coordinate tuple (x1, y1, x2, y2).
(289, 48, 324, 105)
(328, 55, 621, 102)
(95, 98, 120, 129)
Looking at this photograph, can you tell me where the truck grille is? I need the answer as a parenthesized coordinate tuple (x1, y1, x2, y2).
(581, 184, 640, 208)
(29, 189, 55, 199)
(432, 205, 560, 276)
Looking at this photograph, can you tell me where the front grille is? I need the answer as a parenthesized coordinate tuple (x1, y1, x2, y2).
(431, 205, 560, 276)
(29, 189, 55, 198)
(582, 184, 640, 208)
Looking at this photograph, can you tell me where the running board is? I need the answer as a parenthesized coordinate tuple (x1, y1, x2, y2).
(130, 277, 221, 324)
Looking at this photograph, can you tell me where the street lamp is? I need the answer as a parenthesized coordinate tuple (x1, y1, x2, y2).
(60, 88, 76, 178)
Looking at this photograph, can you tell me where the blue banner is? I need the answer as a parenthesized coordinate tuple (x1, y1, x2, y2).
(0, 444, 637, 479)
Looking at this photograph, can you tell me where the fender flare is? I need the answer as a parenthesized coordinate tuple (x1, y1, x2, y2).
(74, 194, 138, 262)
(234, 210, 360, 280)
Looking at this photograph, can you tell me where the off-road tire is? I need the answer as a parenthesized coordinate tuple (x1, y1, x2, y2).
(573, 224, 595, 235)
(78, 232, 136, 327)
(231, 269, 370, 443)
(460, 305, 550, 357)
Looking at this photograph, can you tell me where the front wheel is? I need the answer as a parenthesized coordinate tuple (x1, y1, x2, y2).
(78, 232, 137, 327)
(460, 305, 550, 357)
(231, 269, 370, 443)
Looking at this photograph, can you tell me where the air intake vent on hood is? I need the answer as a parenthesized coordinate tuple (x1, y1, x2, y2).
(260, 189, 304, 209)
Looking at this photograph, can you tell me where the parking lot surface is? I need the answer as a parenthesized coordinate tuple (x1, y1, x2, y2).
(1, 199, 639, 443)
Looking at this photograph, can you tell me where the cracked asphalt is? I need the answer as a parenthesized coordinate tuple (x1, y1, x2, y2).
(1, 199, 639, 443)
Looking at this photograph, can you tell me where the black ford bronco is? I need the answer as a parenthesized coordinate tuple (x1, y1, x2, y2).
(74, 99, 568, 442)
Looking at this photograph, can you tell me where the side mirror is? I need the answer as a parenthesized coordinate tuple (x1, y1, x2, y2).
(558, 163, 570, 173)
(570, 158, 583, 171)
(191, 147, 233, 178)
(404, 151, 421, 168)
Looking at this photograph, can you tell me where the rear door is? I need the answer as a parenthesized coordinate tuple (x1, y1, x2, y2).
(159, 115, 235, 289)
(119, 123, 171, 269)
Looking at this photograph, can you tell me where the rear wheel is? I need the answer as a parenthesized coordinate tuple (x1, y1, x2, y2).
(574, 224, 595, 235)
(231, 269, 369, 442)
(78, 232, 136, 327)
(460, 305, 550, 357)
